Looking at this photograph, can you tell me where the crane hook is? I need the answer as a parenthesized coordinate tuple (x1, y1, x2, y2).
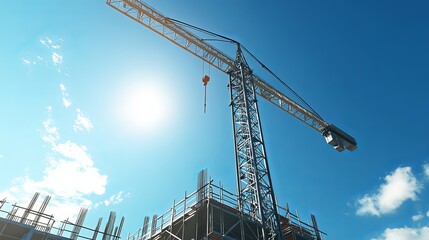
(202, 75, 210, 113)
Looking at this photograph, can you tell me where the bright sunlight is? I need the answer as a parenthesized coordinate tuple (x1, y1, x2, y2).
(114, 80, 171, 134)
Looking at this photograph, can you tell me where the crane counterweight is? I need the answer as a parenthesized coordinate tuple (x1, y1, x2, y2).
(323, 124, 357, 152)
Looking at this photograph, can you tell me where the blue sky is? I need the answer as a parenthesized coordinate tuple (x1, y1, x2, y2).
(1, 0, 428, 239)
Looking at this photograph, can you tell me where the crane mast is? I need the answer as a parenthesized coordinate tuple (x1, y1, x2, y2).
(230, 46, 282, 239)
(107, 0, 357, 239)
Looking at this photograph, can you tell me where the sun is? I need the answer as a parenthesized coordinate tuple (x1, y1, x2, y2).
(114, 80, 170, 134)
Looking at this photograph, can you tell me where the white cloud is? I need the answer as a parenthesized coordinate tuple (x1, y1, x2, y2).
(0, 154, 3, 159)
(53, 141, 93, 168)
(52, 52, 63, 65)
(423, 164, 429, 178)
(103, 191, 130, 207)
(41, 117, 60, 145)
(357, 167, 420, 216)
(40, 119, 106, 197)
(40, 37, 56, 48)
(0, 116, 107, 222)
(372, 226, 429, 240)
(357, 195, 379, 216)
(37, 37, 64, 73)
(40, 39, 48, 48)
(59, 83, 72, 108)
(62, 98, 71, 108)
(36, 155, 107, 197)
(73, 109, 93, 132)
(22, 58, 35, 65)
(59, 83, 66, 92)
(412, 214, 424, 222)
(0, 182, 91, 223)
(427, 210, 429, 217)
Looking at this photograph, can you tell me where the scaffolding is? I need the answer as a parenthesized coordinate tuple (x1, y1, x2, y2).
(0, 193, 124, 240)
(126, 179, 326, 240)
(0, 178, 326, 240)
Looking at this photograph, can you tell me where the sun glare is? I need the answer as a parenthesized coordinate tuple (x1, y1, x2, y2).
(114, 80, 171, 134)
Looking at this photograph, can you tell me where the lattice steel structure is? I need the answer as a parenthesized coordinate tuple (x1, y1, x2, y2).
(229, 47, 282, 239)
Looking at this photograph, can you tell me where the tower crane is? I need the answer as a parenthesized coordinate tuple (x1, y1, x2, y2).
(106, 1, 357, 239)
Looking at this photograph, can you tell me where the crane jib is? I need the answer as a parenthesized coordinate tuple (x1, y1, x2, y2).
(106, 0, 357, 153)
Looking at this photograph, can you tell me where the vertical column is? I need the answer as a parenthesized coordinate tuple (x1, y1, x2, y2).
(311, 214, 322, 240)
(21, 192, 39, 224)
(103, 211, 117, 240)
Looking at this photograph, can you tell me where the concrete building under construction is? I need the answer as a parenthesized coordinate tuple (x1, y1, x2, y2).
(125, 170, 325, 240)
(0, 171, 325, 240)
(0, 193, 124, 240)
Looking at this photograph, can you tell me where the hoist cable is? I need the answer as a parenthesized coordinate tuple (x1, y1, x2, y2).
(168, 17, 324, 120)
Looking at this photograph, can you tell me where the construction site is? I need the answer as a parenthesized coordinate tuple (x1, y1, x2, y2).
(0, 172, 324, 240)
(0, 193, 124, 240)
(1, 0, 357, 239)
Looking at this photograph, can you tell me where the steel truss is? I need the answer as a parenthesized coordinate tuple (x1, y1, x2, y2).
(229, 46, 282, 240)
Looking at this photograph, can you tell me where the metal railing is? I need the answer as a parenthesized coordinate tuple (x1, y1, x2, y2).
(0, 197, 123, 240)
(126, 181, 325, 240)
